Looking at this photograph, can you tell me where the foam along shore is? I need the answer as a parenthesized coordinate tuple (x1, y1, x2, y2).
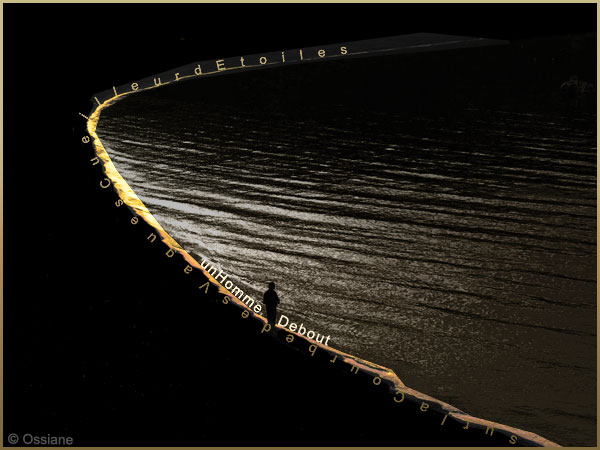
(81, 35, 562, 446)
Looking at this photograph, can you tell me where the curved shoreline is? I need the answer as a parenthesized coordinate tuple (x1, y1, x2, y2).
(83, 69, 560, 448)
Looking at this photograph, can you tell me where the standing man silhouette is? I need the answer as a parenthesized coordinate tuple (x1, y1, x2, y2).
(263, 281, 280, 325)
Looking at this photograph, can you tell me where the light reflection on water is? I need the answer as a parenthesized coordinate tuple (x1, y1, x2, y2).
(97, 98, 596, 445)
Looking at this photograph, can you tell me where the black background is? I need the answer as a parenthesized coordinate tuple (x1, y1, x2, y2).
(4, 3, 596, 446)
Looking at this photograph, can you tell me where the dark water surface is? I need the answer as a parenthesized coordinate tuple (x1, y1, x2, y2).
(97, 93, 596, 445)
